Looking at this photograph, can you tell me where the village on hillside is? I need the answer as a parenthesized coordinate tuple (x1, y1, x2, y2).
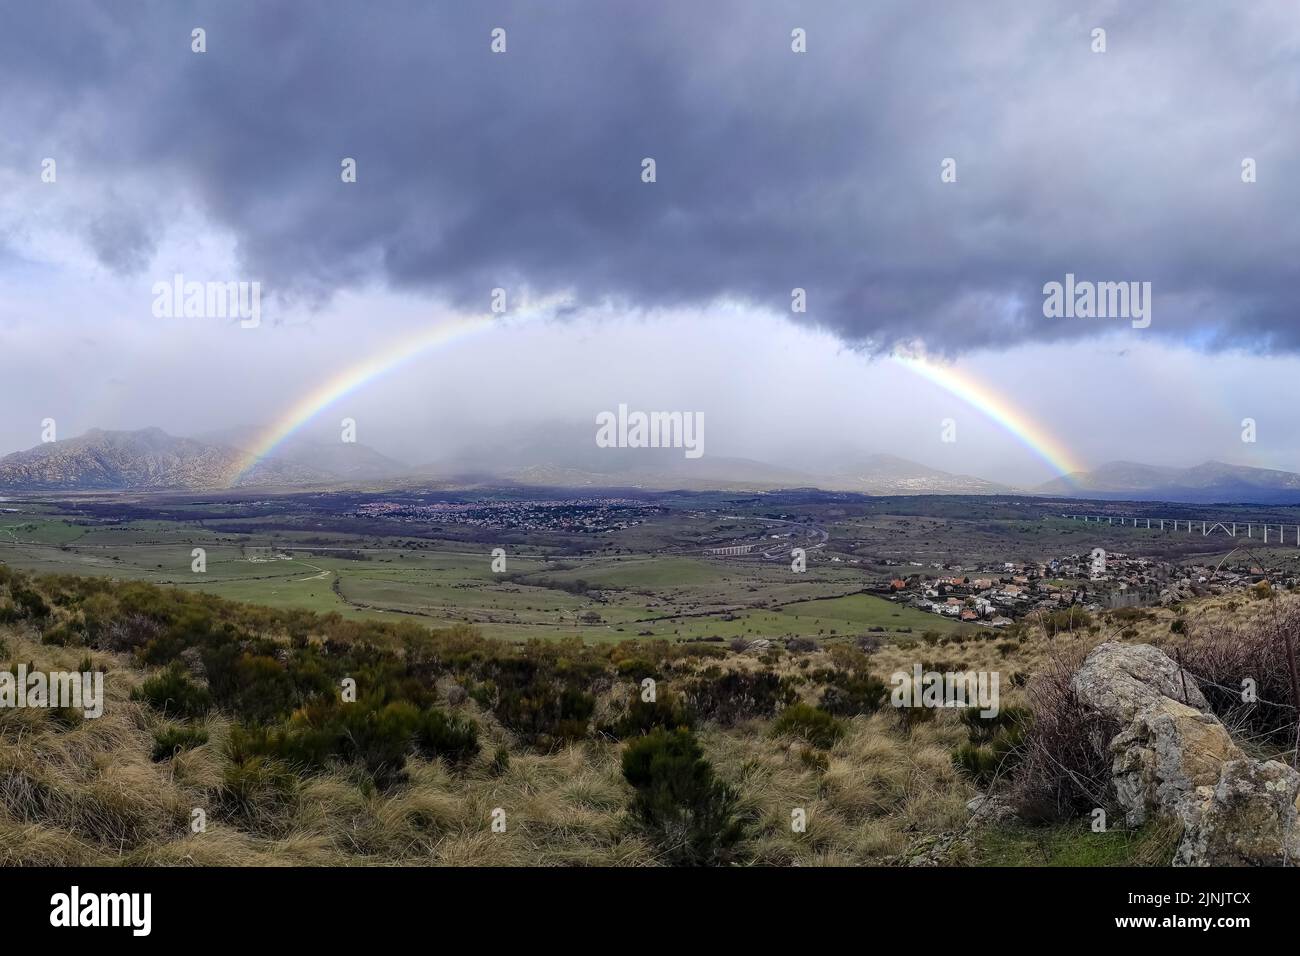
(878, 551, 1297, 627)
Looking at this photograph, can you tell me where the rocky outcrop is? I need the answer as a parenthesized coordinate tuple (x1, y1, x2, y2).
(1174, 759, 1300, 866)
(1158, 579, 1195, 606)
(1073, 642, 1300, 866)
(1072, 641, 1209, 722)
(1108, 701, 1241, 827)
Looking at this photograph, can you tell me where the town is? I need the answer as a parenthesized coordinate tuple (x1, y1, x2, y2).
(351, 497, 663, 534)
(878, 550, 1296, 626)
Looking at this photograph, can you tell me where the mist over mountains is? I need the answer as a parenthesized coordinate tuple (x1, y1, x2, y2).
(3, 427, 1300, 504)
(1036, 460, 1300, 505)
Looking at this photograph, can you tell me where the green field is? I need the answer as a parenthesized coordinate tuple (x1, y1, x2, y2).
(0, 504, 976, 644)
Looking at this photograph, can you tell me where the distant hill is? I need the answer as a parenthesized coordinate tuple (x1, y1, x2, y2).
(1038, 459, 1300, 504)
(197, 426, 410, 483)
(0, 427, 419, 491)
(418, 431, 1012, 495)
(424, 453, 822, 492)
(0, 424, 1028, 496)
(816, 453, 1014, 496)
(0, 427, 319, 491)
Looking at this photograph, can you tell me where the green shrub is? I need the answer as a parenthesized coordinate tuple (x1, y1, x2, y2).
(132, 664, 212, 718)
(40, 622, 83, 647)
(621, 728, 744, 866)
(11, 585, 50, 620)
(494, 685, 596, 744)
(953, 705, 1030, 785)
(490, 746, 511, 776)
(151, 724, 210, 761)
(771, 703, 846, 749)
(219, 756, 299, 820)
(818, 670, 887, 716)
(414, 707, 480, 765)
(953, 742, 1001, 782)
(598, 688, 694, 738)
(228, 700, 479, 786)
(682, 667, 795, 726)
(614, 658, 659, 681)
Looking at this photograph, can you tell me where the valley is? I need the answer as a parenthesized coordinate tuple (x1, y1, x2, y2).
(4, 487, 1300, 645)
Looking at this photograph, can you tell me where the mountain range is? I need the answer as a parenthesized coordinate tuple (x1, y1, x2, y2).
(2, 427, 1300, 504)
(0, 428, 391, 491)
(1036, 460, 1300, 504)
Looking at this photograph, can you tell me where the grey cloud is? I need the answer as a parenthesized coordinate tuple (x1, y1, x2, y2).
(86, 201, 157, 275)
(3, 0, 1299, 353)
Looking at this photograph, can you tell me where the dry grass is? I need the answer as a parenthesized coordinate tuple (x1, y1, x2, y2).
(7, 591, 1265, 867)
(0, 624, 990, 866)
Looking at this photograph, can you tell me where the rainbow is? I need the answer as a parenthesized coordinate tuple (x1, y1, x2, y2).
(892, 354, 1085, 480)
(226, 311, 1086, 488)
(226, 309, 539, 487)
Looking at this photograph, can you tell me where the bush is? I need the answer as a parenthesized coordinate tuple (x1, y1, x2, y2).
(1012, 647, 1119, 821)
(621, 728, 744, 866)
(151, 724, 210, 761)
(959, 704, 1032, 745)
(1171, 604, 1300, 742)
(817, 670, 887, 716)
(132, 664, 212, 718)
(11, 585, 51, 620)
(40, 623, 83, 647)
(230, 700, 480, 787)
(495, 685, 595, 744)
(771, 703, 845, 749)
(219, 756, 299, 821)
(414, 707, 480, 765)
(854, 634, 883, 654)
(1039, 608, 1093, 634)
(953, 705, 1030, 785)
(490, 746, 511, 776)
(599, 687, 694, 739)
(614, 657, 659, 682)
(681, 667, 795, 725)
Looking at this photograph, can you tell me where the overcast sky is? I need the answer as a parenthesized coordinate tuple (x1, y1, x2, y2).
(2, 1, 1299, 485)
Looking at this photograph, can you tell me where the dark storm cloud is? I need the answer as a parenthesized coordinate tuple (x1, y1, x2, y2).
(4, 0, 1300, 353)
